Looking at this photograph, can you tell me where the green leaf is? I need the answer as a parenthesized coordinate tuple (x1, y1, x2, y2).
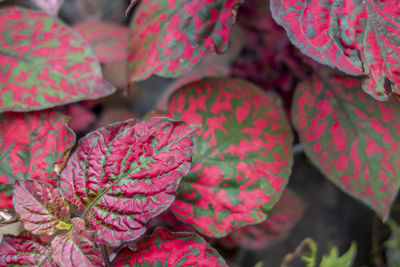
(320, 242, 357, 267)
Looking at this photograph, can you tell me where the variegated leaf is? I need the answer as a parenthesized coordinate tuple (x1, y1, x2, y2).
(0, 111, 75, 209)
(58, 118, 196, 245)
(14, 181, 70, 236)
(51, 218, 102, 267)
(270, 0, 400, 100)
(0, 233, 55, 266)
(0, 7, 115, 112)
(128, 0, 241, 81)
(152, 77, 294, 237)
(292, 75, 400, 219)
(113, 228, 227, 266)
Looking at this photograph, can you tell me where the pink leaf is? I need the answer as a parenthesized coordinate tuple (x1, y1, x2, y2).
(58, 118, 197, 245)
(113, 228, 227, 266)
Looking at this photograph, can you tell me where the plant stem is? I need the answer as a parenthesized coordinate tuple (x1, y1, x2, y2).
(99, 244, 111, 267)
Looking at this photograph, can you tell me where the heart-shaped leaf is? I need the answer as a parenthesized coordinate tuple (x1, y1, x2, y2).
(154, 77, 294, 237)
(14, 181, 70, 236)
(113, 228, 227, 266)
(270, 0, 400, 100)
(128, 0, 241, 81)
(0, 7, 115, 112)
(51, 217, 102, 267)
(220, 189, 304, 249)
(73, 22, 128, 63)
(0, 233, 55, 266)
(58, 118, 196, 246)
(292, 75, 400, 219)
(0, 111, 75, 209)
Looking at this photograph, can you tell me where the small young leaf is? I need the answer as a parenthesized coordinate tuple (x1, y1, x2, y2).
(13, 181, 70, 236)
(155, 77, 294, 237)
(51, 217, 102, 267)
(0, 233, 55, 266)
(128, 0, 242, 81)
(0, 111, 75, 209)
(73, 22, 128, 63)
(113, 228, 227, 266)
(292, 76, 400, 219)
(58, 118, 196, 246)
(320, 242, 357, 267)
(0, 7, 115, 112)
(270, 0, 400, 100)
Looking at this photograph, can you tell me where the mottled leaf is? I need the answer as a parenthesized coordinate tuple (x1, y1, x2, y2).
(155, 77, 293, 237)
(320, 242, 357, 267)
(128, 0, 241, 81)
(113, 228, 227, 266)
(58, 118, 196, 246)
(73, 22, 128, 63)
(270, 0, 400, 100)
(220, 189, 304, 249)
(14, 181, 70, 236)
(51, 217, 102, 267)
(33, 0, 64, 16)
(0, 233, 55, 266)
(157, 25, 245, 111)
(0, 7, 115, 112)
(0, 111, 75, 209)
(292, 75, 400, 219)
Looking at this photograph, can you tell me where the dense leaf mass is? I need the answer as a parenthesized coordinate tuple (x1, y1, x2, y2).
(113, 228, 227, 266)
(58, 118, 196, 245)
(270, 0, 400, 100)
(292, 75, 400, 219)
(128, 0, 241, 81)
(154, 77, 293, 237)
(0, 7, 115, 112)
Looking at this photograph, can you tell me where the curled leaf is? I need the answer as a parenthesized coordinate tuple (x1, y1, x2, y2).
(128, 0, 242, 81)
(270, 0, 400, 100)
